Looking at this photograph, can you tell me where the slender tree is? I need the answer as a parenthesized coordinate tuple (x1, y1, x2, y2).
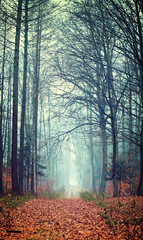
(11, 0, 23, 194)
(19, 0, 28, 195)
(31, 8, 41, 194)
(0, 12, 7, 194)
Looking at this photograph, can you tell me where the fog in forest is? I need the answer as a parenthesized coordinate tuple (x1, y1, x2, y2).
(0, 0, 143, 197)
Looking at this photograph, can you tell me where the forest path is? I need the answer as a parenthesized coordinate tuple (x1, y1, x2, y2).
(0, 197, 143, 239)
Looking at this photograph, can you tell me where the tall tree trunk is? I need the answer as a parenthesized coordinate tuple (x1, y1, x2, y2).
(100, 124, 107, 193)
(11, 0, 23, 194)
(96, 62, 107, 194)
(7, 66, 12, 192)
(31, 12, 41, 194)
(101, 11, 118, 196)
(0, 78, 3, 194)
(87, 97, 95, 191)
(128, 75, 133, 194)
(107, 59, 118, 197)
(112, 117, 118, 197)
(136, 1, 143, 196)
(19, 0, 28, 195)
(0, 14, 7, 194)
(121, 98, 125, 155)
(48, 87, 51, 178)
(25, 123, 31, 192)
(137, 66, 143, 195)
(25, 67, 31, 192)
(89, 121, 95, 191)
(137, 118, 143, 195)
(40, 98, 49, 173)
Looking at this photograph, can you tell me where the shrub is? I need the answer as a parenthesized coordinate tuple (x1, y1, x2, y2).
(79, 191, 95, 201)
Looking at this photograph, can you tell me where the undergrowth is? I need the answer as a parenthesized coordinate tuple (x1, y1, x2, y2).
(79, 191, 95, 201)
(79, 191, 143, 237)
(79, 191, 107, 207)
(0, 192, 33, 209)
(0, 192, 34, 226)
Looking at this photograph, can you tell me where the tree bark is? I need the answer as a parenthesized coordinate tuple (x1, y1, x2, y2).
(136, 0, 143, 196)
(12, 0, 23, 194)
(6, 66, 12, 192)
(137, 65, 143, 195)
(107, 59, 118, 197)
(31, 11, 41, 194)
(19, 0, 28, 195)
(100, 125, 107, 193)
(0, 14, 7, 194)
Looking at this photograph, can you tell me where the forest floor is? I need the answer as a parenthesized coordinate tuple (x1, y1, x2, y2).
(0, 196, 143, 239)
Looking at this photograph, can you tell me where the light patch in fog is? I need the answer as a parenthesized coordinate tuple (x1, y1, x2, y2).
(68, 140, 78, 186)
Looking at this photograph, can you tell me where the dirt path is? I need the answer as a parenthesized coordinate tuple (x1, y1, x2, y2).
(0, 197, 143, 239)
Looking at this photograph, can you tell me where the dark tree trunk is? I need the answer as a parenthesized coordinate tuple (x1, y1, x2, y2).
(25, 123, 31, 192)
(89, 108, 95, 191)
(0, 15, 7, 195)
(96, 62, 108, 194)
(112, 119, 118, 197)
(6, 66, 12, 191)
(12, 0, 23, 195)
(137, 118, 143, 195)
(107, 58, 118, 197)
(136, 0, 143, 195)
(31, 11, 41, 194)
(137, 65, 143, 195)
(19, 0, 28, 195)
(0, 76, 4, 195)
(100, 125, 107, 193)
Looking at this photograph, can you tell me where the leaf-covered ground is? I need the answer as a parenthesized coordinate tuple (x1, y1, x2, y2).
(0, 196, 143, 239)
